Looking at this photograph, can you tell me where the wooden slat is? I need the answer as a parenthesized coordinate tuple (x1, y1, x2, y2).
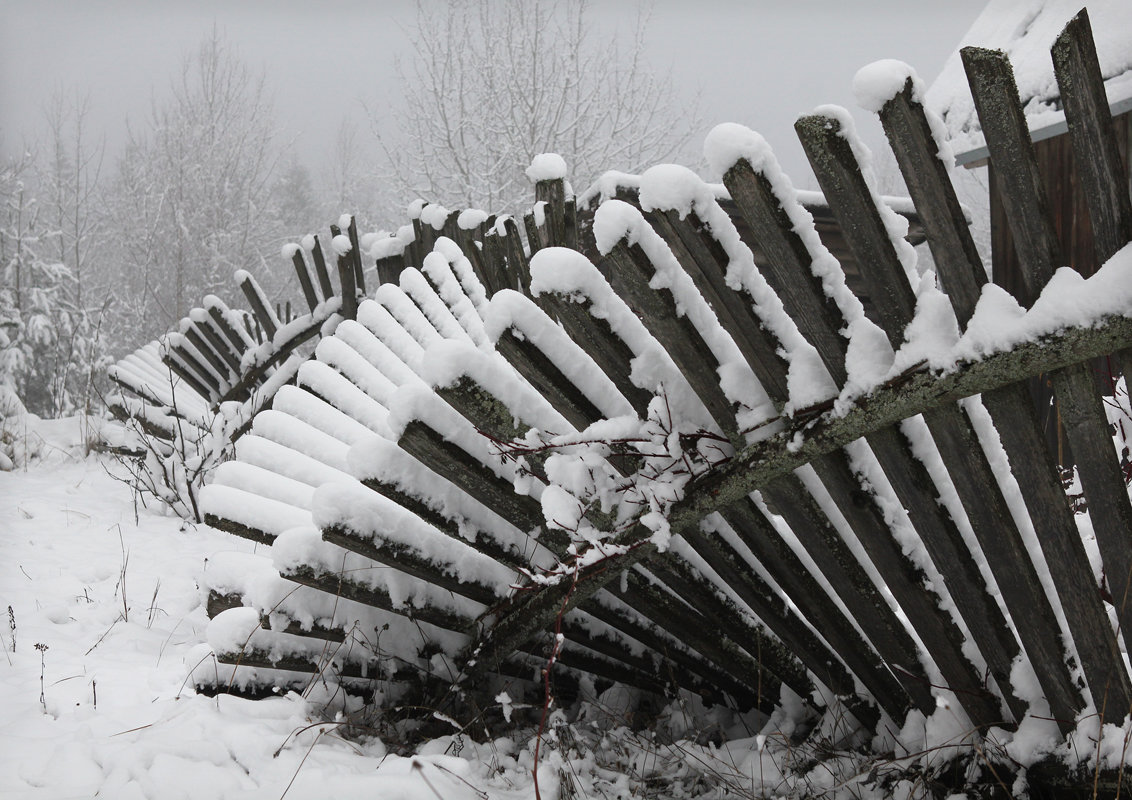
(523, 211, 543, 258)
(1051, 9, 1132, 627)
(309, 235, 335, 301)
(183, 325, 235, 385)
(238, 273, 280, 341)
(397, 420, 548, 535)
(603, 240, 739, 441)
(165, 342, 221, 399)
(535, 176, 568, 247)
(195, 313, 244, 376)
(1052, 10, 1132, 266)
(534, 290, 655, 417)
(346, 215, 366, 295)
(290, 248, 321, 313)
(633, 193, 993, 719)
(332, 226, 358, 321)
(501, 218, 530, 296)
(426, 365, 817, 713)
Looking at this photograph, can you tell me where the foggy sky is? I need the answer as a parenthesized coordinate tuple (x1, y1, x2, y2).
(1, 0, 986, 194)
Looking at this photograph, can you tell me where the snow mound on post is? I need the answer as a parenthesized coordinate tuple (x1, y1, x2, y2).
(853, 59, 955, 170)
(525, 153, 568, 182)
(852, 59, 917, 113)
(703, 123, 777, 177)
(331, 234, 352, 256)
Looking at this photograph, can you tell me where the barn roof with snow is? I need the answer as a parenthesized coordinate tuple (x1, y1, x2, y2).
(927, 0, 1132, 164)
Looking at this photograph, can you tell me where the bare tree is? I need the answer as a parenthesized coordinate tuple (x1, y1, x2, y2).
(105, 29, 281, 349)
(375, 0, 699, 216)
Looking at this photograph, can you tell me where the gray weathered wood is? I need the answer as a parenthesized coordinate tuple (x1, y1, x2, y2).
(965, 44, 1132, 721)
(799, 109, 1089, 727)
(639, 190, 995, 720)
(195, 313, 244, 376)
(290, 248, 321, 313)
(603, 240, 739, 442)
(346, 215, 366, 295)
(1052, 9, 1132, 265)
(309, 235, 335, 301)
(238, 273, 279, 340)
(723, 154, 1029, 723)
(397, 420, 548, 536)
(534, 290, 655, 417)
(184, 325, 235, 385)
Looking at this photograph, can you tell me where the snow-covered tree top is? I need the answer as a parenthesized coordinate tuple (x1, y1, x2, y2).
(927, 0, 1132, 162)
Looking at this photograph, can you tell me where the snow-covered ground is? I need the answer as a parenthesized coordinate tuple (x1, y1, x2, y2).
(0, 420, 538, 799)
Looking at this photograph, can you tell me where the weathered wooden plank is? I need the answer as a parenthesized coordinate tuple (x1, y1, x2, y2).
(375, 255, 403, 287)
(321, 524, 509, 608)
(535, 176, 568, 248)
(802, 97, 1131, 723)
(207, 303, 254, 359)
(501, 217, 531, 296)
(719, 160, 850, 379)
(761, 475, 936, 715)
(534, 290, 655, 417)
(644, 207, 791, 399)
(284, 564, 473, 633)
(346, 215, 366, 295)
(309, 235, 335, 301)
(195, 313, 244, 376)
(874, 81, 985, 326)
(217, 319, 323, 405)
(427, 367, 817, 713)
(481, 230, 512, 296)
(1052, 9, 1132, 265)
(397, 420, 548, 536)
(637, 191, 990, 719)
(493, 329, 606, 433)
(206, 590, 346, 643)
(670, 314, 1132, 525)
(523, 211, 543, 258)
(717, 500, 916, 711)
(1050, 9, 1132, 627)
(964, 43, 1132, 721)
(332, 230, 358, 321)
(603, 240, 739, 441)
(164, 343, 221, 399)
(680, 512, 906, 720)
(238, 272, 280, 341)
(183, 325, 235, 385)
(598, 221, 936, 717)
(290, 248, 321, 313)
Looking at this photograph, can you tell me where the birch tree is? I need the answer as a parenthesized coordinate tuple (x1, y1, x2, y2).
(377, 0, 699, 216)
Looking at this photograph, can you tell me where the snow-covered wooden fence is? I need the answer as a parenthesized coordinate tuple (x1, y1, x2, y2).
(192, 8, 1131, 789)
(105, 217, 368, 447)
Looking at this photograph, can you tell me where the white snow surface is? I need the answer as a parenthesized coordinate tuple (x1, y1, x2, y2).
(927, 0, 1132, 156)
(524, 152, 568, 182)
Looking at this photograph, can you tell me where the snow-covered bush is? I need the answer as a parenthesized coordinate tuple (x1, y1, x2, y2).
(111, 396, 245, 523)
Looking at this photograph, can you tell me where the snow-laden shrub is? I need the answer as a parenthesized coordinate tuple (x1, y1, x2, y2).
(111, 399, 245, 522)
